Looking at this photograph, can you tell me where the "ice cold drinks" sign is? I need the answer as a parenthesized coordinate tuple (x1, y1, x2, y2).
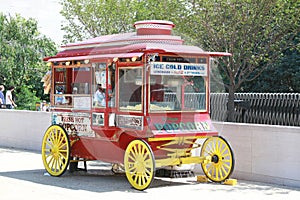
(150, 62, 207, 76)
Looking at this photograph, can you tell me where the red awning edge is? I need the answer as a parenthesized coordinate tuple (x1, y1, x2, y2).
(45, 52, 144, 62)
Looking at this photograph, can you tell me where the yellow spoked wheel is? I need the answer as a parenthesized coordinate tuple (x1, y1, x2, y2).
(124, 139, 155, 191)
(41, 125, 70, 177)
(201, 136, 234, 182)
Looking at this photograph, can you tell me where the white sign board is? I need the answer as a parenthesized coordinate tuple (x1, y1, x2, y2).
(150, 62, 207, 76)
(52, 112, 95, 137)
(74, 96, 91, 110)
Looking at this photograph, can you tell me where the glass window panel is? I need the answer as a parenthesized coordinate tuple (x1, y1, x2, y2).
(118, 68, 143, 111)
(149, 75, 207, 112)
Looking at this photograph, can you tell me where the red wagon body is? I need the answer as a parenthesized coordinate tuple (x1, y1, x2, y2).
(42, 20, 234, 190)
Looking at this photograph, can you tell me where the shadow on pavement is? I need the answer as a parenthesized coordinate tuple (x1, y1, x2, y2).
(0, 167, 193, 193)
(1, 147, 299, 196)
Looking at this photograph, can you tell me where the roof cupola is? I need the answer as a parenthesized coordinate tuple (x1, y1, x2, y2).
(134, 20, 175, 35)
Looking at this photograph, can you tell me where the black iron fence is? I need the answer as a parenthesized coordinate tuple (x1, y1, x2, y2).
(210, 93, 300, 126)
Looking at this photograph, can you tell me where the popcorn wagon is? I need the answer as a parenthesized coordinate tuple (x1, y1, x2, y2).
(42, 20, 234, 190)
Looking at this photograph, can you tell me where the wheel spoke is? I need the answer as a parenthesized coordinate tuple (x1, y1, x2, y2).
(220, 143, 228, 155)
(45, 153, 52, 160)
(206, 163, 214, 173)
(144, 160, 152, 168)
(57, 157, 62, 169)
(137, 143, 142, 155)
(207, 142, 215, 153)
(57, 134, 64, 147)
(142, 151, 150, 160)
(58, 142, 67, 150)
(132, 145, 138, 158)
(129, 166, 137, 173)
(144, 168, 152, 176)
(138, 175, 143, 186)
(58, 152, 67, 161)
(133, 174, 138, 182)
(50, 157, 56, 170)
(221, 165, 228, 175)
(55, 158, 59, 171)
(215, 165, 219, 180)
(45, 140, 53, 149)
(222, 162, 231, 170)
(211, 165, 215, 177)
(43, 148, 51, 155)
(204, 149, 212, 156)
(128, 153, 136, 162)
(219, 169, 224, 180)
(215, 139, 219, 153)
(222, 159, 231, 163)
(47, 155, 54, 167)
(141, 174, 146, 185)
(222, 153, 231, 158)
(49, 134, 56, 145)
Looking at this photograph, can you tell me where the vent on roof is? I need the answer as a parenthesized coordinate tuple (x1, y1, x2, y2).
(134, 20, 175, 36)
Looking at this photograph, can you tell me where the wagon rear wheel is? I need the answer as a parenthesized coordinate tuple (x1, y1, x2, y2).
(41, 125, 70, 176)
(124, 139, 155, 191)
(201, 136, 234, 182)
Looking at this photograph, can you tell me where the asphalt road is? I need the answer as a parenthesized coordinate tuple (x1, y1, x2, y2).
(0, 147, 299, 200)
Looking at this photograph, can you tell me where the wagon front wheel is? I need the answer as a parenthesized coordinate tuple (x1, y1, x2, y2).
(124, 139, 155, 191)
(201, 136, 234, 182)
(41, 125, 70, 176)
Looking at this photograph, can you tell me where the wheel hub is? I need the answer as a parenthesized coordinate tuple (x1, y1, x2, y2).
(211, 155, 219, 163)
(135, 155, 145, 172)
(51, 145, 59, 158)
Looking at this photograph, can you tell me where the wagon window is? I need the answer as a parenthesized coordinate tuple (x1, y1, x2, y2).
(92, 63, 107, 107)
(53, 65, 91, 109)
(149, 75, 207, 112)
(72, 67, 91, 94)
(118, 67, 143, 111)
(53, 68, 67, 105)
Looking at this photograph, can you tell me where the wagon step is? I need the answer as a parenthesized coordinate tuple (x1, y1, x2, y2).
(155, 168, 194, 178)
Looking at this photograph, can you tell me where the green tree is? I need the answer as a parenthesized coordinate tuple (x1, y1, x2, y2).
(0, 13, 57, 110)
(175, 0, 300, 121)
(59, 0, 299, 122)
(240, 35, 300, 92)
(60, 0, 136, 43)
(60, 0, 185, 43)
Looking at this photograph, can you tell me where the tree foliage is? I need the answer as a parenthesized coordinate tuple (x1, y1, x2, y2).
(59, 0, 299, 121)
(241, 40, 300, 93)
(0, 13, 57, 110)
(60, 0, 186, 43)
(176, 0, 299, 120)
(60, 0, 136, 43)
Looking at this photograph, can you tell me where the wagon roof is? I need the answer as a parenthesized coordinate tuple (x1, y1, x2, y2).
(44, 20, 231, 61)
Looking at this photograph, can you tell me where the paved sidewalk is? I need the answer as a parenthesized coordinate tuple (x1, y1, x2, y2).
(0, 147, 299, 200)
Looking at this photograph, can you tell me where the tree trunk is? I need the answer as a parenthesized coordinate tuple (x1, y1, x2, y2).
(227, 86, 235, 122)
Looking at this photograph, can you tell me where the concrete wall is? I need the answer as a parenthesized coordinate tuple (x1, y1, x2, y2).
(0, 109, 51, 151)
(0, 110, 299, 187)
(214, 122, 300, 188)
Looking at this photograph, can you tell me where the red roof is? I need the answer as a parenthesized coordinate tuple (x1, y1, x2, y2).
(44, 20, 231, 61)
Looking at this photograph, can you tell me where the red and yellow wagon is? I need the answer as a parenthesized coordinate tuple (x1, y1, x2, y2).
(42, 20, 234, 190)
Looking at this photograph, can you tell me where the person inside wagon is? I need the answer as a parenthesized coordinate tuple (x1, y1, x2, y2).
(94, 84, 106, 107)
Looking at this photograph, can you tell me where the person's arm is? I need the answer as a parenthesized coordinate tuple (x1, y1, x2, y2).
(0, 93, 4, 104)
